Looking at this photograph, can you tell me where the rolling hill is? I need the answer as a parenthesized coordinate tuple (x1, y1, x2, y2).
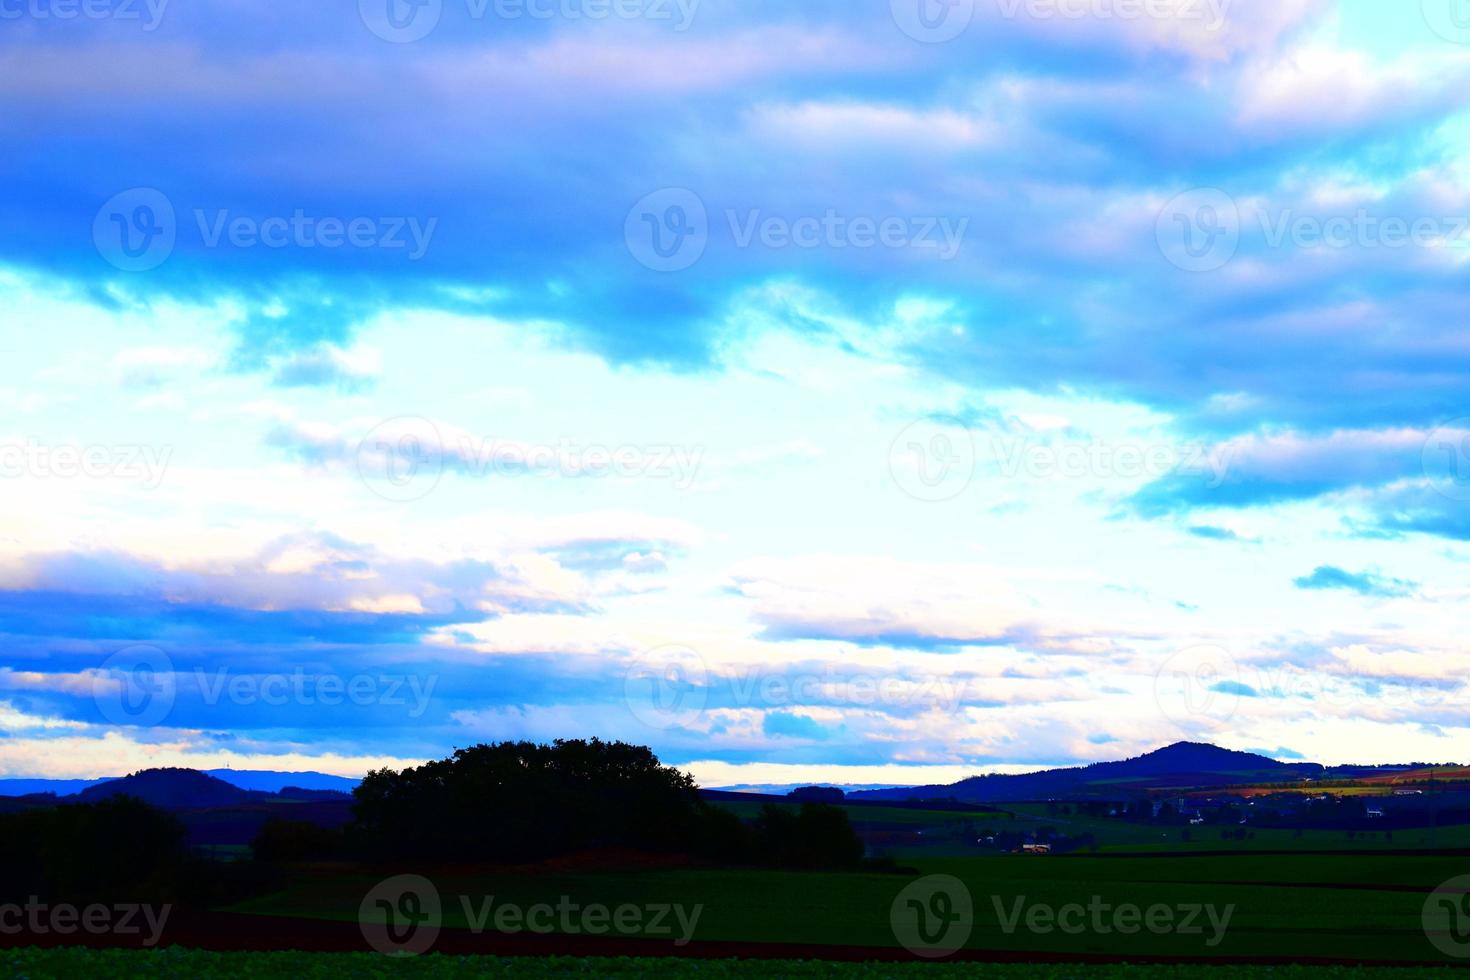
(850, 742, 1322, 803)
(0, 768, 359, 799)
(75, 768, 266, 808)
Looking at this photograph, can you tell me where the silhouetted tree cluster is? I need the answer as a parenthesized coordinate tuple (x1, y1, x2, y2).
(750, 803, 864, 869)
(353, 739, 705, 862)
(347, 739, 869, 870)
(251, 818, 349, 863)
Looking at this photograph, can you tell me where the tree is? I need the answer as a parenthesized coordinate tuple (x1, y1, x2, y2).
(252, 819, 345, 863)
(353, 739, 704, 862)
(752, 804, 865, 870)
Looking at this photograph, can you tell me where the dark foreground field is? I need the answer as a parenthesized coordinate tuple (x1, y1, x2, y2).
(0, 949, 1460, 979)
(7, 852, 1461, 967)
(204, 852, 1470, 964)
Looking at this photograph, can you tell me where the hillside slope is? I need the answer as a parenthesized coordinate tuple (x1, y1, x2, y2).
(851, 743, 1320, 803)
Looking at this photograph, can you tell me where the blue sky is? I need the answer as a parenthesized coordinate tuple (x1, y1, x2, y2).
(3, 0, 1470, 783)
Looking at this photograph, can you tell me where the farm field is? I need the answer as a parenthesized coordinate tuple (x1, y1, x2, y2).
(223, 851, 1470, 964)
(11, 751, 1470, 968)
(1, 948, 1460, 979)
(708, 798, 1470, 859)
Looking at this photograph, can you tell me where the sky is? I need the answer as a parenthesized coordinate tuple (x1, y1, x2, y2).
(2, 0, 1470, 785)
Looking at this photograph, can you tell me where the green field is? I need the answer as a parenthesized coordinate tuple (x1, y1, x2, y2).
(229, 851, 1470, 964)
(710, 799, 1470, 860)
(0, 949, 1459, 979)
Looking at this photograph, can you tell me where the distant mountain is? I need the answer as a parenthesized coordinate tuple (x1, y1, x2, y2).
(203, 769, 359, 794)
(0, 777, 112, 798)
(0, 768, 360, 799)
(706, 782, 906, 795)
(76, 768, 264, 808)
(851, 742, 1322, 804)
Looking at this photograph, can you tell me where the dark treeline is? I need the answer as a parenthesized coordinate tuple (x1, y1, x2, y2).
(329, 739, 871, 870)
(0, 796, 186, 904)
(0, 740, 876, 909)
(0, 796, 266, 907)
